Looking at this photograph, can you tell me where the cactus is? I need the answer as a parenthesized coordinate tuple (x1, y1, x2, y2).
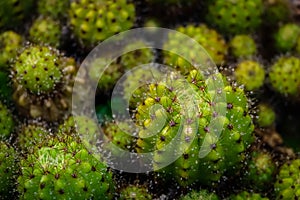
(12, 45, 62, 94)
(0, 141, 19, 199)
(163, 24, 228, 67)
(88, 41, 155, 92)
(234, 60, 265, 91)
(257, 103, 276, 127)
(274, 23, 300, 53)
(230, 191, 269, 200)
(17, 121, 51, 153)
(29, 17, 61, 48)
(134, 69, 254, 187)
(180, 190, 219, 200)
(69, 0, 136, 48)
(11, 46, 77, 121)
(18, 134, 115, 200)
(229, 35, 257, 59)
(206, 0, 264, 35)
(269, 56, 300, 97)
(37, 0, 69, 19)
(0, 31, 23, 69)
(0, 0, 34, 29)
(274, 159, 300, 200)
(119, 185, 152, 200)
(243, 151, 276, 191)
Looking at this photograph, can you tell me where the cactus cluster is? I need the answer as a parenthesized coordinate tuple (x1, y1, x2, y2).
(1, 0, 300, 199)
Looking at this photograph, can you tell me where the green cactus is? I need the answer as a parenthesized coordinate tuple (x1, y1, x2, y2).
(11, 47, 77, 121)
(163, 24, 228, 67)
(274, 23, 300, 53)
(69, 0, 136, 48)
(103, 121, 136, 152)
(119, 185, 152, 200)
(243, 151, 276, 191)
(234, 60, 265, 91)
(88, 41, 154, 92)
(0, 101, 14, 140)
(37, 0, 69, 19)
(180, 190, 219, 200)
(18, 134, 115, 200)
(269, 56, 300, 97)
(0, 141, 19, 199)
(134, 69, 254, 187)
(29, 17, 61, 48)
(12, 45, 62, 95)
(229, 35, 257, 59)
(263, 0, 291, 26)
(275, 159, 300, 200)
(230, 191, 269, 200)
(257, 103, 276, 127)
(0, 31, 23, 69)
(206, 0, 264, 35)
(0, 0, 34, 29)
(17, 122, 51, 153)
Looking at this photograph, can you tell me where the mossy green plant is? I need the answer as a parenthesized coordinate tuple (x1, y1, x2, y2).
(230, 191, 269, 200)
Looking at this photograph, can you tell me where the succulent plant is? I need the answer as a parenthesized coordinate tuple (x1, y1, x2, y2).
(180, 190, 219, 200)
(274, 23, 300, 53)
(229, 35, 257, 59)
(243, 150, 276, 191)
(163, 24, 227, 67)
(119, 185, 152, 200)
(263, 0, 292, 26)
(18, 134, 115, 200)
(0, 101, 14, 140)
(88, 40, 155, 92)
(17, 121, 51, 153)
(230, 191, 269, 200)
(206, 0, 264, 35)
(37, 0, 69, 19)
(269, 56, 300, 97)
(0, 0, 34, 29)
(0, 31, 23, 69)
(275, 159, 300, 200)
(12, 45, 62, 94)
(234, 60, 265, 91)
(103, 121, 136, 152)
(69, 0, 136, 48)
(134, 69, 254, 187)
(0, 141, 19, 199)
(257, 103, 276, 127)
(29, 17, 61, 48)
(11, 46, 77, 121)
